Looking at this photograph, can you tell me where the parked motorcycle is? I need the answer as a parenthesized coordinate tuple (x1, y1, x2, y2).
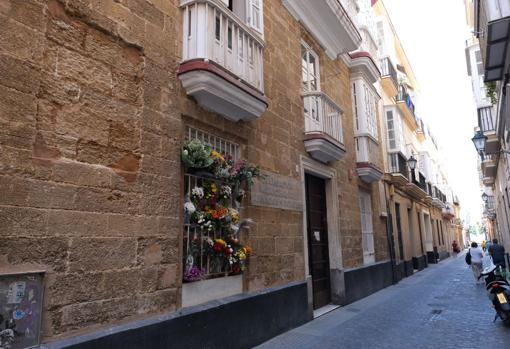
(479, 265, 510, 325)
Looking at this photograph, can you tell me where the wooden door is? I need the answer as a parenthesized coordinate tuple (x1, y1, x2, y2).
(305, 174, 331, 309)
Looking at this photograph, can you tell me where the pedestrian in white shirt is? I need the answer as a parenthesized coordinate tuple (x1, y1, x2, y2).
(469, 242, 484, 283)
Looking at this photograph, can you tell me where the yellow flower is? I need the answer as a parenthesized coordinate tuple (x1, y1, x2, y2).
(211, 151, 225, 162)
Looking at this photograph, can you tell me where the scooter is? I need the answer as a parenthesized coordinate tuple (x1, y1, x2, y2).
(479, 265, 510, 325)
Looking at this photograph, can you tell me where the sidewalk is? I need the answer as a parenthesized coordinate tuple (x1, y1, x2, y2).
(255, 255, 510, 349)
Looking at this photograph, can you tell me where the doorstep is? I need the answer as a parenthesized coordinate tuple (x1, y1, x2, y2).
(313, 304, 340, 318)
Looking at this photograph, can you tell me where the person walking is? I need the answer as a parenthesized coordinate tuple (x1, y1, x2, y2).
(469, 242, 484, 283)
(452, 240, 460, 257)
(488, 238, 506, 269)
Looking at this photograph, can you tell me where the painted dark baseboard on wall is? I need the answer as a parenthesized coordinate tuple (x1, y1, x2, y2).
(343, 261, 393, 304)
(404, 260, 414, 277)
(41, 281, 310, 349)
(427, 251, 437, 264)
(412, 255, 427, 271)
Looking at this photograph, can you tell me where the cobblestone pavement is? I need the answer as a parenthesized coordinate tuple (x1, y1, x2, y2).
(256, 254, 510, 349)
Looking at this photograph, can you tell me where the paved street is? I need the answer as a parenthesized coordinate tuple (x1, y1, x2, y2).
(256, 253, 510, 349)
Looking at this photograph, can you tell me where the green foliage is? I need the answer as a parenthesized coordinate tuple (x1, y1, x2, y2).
(181, 139, 214, 169)
(485, 82, 498, 105)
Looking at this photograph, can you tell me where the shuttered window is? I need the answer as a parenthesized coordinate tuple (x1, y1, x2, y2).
(359, 191, 375, 264)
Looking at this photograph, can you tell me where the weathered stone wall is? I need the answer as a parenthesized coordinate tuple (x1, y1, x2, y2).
(0, 0, 182, 340)
(0, 0, 390, 343)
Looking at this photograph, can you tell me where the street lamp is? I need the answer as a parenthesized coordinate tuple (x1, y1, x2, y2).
(471, 130, 487, 153)
(482, 192, 489, 202)
(407, 155, 417, 170)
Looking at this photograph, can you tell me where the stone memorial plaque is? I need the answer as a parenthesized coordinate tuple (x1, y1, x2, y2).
(251, 171, 303, 211)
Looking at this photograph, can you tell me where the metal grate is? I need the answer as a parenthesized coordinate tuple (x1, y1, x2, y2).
(185, 126, 240, 160)
(183, 127, 241, 280)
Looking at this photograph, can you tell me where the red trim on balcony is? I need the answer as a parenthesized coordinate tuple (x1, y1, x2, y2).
(348, 52, 381, 76)
(303, 132, 345, 151)
(178, 59, 268, 106)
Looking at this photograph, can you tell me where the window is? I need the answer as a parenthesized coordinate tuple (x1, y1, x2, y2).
(376, 21, 385, 54)
(353, 83, 359, 130)
(301, 44, 320, 92)
(386, 109, 403, 152)
(183, 127, 241, 281)
(363, 84, 377, 139)
(248, 0, 263, 32)
(475, 49, 483, 76)
(302, 43, 320, 122)
(359, 191, 375, 264)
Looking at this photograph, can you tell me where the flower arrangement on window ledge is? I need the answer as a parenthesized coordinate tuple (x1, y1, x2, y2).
(182, 139, 262, 283)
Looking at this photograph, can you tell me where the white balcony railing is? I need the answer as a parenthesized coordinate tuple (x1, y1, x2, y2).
(355, 136, 379, 164)
(303, 91, 344, 145)
(182, 0, 264, 91)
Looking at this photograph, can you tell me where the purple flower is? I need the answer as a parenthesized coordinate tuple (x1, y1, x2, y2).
(183, 266, 204, 282)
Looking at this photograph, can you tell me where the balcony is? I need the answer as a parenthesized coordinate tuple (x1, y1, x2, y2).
(282, 0, 362, 59)
(416, 118, 426, 141)
(478, 106, 500, 154)
(476, 0, 510, 81)
(431, 186, 446, 209)
(386, 152, 409, 187)
(405, 170, 427, 200)
(348, 52, 380, 84)
(482, 153, 498, 178)
(380, 57, 398, 97)
(396, 85, 418, 128)
(178, 0, 268, 122)
(442, 205, 455, 220)
(302, 91, 346, 163)
(355, 136, 383, 183)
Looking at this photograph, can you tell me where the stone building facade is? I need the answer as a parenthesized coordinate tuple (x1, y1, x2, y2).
(0, 1, 457, 348)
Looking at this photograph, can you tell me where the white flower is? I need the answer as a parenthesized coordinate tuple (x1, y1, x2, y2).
(184, 201, 196, 215)
(191, 186, 204, 199)
(220, 185, 232, 198)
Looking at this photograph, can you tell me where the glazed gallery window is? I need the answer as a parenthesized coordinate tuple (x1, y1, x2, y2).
(219, 0, 263, 34)
(359, 191, 375, 264)
(302, 43, 320, 122)
(352, 81, 378, 139)
(301, 43, 320, 93)
(386, 109, 404, 152)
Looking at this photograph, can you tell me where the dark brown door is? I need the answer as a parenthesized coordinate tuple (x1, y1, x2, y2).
(305, 174, 331, 309)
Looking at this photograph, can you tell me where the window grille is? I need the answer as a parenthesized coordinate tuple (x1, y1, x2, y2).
(183, 127, 241, 280)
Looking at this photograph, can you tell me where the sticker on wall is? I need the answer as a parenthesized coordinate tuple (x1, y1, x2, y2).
(7, 282, 26, 304)
(0, 273, 44, 349)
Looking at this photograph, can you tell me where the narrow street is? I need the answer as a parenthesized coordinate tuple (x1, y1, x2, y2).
(256, 254, 510, 349)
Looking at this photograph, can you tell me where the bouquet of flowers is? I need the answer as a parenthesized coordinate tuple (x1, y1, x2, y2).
(182, 139, 214, 170)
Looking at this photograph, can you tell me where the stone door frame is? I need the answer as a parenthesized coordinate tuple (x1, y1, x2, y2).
(300, 155, 344, 307)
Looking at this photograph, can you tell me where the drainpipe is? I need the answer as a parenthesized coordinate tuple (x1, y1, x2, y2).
(383, 181, 398, 284)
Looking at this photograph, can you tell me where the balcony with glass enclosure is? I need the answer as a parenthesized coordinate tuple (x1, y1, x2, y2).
(355, 136, 383, 183)
(178, 0, 268, 122)
(302, 91, 346, 163)
(283, 0, 362, 59)
(478, 106, 499, 154)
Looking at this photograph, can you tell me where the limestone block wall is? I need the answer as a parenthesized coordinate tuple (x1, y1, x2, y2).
(0, 0, 182, 341)
(0, 0, 390, 343)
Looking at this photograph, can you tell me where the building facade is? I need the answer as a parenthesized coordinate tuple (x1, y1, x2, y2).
(465, 0, 510, 251)
(0, 1, 459, 348)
